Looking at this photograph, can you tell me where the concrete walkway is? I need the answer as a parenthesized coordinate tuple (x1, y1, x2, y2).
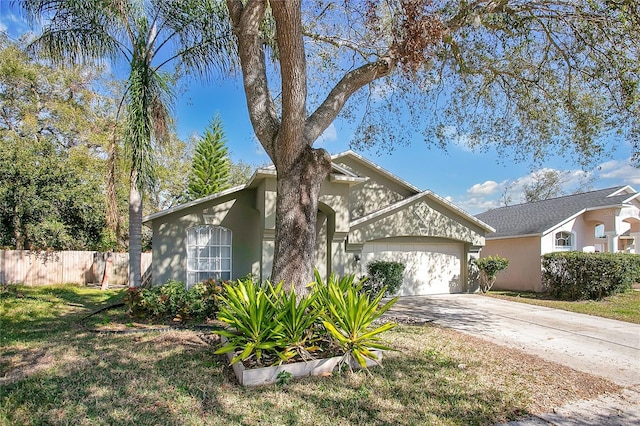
(387, 294, 640, 425)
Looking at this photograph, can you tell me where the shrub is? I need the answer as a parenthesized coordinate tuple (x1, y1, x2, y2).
(214, 271, 398, 370)
(125, 279, 226, 322)
(474, 255, 510, 293)
(363, 260, 405, 296)
(316, 272, 398, 369)
(215, 279, 285, 366)
(542, 252, 640, 300)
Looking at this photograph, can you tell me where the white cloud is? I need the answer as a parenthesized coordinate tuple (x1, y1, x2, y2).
(454, 167, 596, 214)
(466, 180, 500, 196)
(316, 123, 338, 146)
(455, 197, 503, 215)
(598, 159, 640, 185)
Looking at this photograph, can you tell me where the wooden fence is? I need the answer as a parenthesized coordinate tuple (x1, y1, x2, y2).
(0, 250, 152, 286)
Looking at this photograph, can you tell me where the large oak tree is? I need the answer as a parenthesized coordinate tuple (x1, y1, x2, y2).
(227, 0, 639, 292)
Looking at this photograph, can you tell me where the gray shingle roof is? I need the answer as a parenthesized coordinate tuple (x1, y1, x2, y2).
(476, 186, 635, 238)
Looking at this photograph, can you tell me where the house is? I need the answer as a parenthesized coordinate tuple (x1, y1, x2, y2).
(476, 186, 640, 292)
(143, 150, 494, 295)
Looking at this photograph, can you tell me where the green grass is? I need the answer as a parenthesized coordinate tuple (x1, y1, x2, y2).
(0, 284, 619, 425)
(485, 290, 640, 324)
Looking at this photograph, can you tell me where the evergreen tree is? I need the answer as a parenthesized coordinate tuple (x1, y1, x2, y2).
(186, 116, 231, 201)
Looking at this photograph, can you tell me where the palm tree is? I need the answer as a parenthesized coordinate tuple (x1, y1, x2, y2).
(19, 0, 235, 287)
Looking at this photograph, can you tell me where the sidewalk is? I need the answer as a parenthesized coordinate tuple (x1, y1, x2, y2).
(500, 385, 640, 425)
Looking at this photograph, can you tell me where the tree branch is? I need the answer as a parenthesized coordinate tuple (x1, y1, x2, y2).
(305, 57, 396, 144)
(271, 1, 308, 170)
(226, 0, 279, 161)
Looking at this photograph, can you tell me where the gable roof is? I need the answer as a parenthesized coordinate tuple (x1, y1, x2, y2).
(331, 150, 421, 194)
(476, 186, 638, 239)
(352, 190, 495, 232)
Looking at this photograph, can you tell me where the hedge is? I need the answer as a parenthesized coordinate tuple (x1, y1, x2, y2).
(542, 252, 640, 300)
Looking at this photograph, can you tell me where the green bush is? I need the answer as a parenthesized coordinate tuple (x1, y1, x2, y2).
(474, 255, 510, 293)
(542, 252, 640, 300)
(125, 279, 226, 322)
(363, 260, 405, 296)
(214, 272, 398, 370)
(215, 279, 285, 366)
(316, 272, 398, 369)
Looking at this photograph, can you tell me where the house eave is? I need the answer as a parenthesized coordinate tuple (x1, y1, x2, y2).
(329, 174, 368, 186)
(142, 184, 248, 226)
(541, 208, 587, 236)
(332, 150, 422, 194)
(608, 185, 636, 197)
(485, 233, 541, 241)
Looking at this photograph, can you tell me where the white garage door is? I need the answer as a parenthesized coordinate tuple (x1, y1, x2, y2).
(361, 242, 463, 296)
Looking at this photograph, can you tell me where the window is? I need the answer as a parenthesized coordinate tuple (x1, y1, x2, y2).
(554, 231, 573, 251)
(595, 224, 605, 239)
(186, 225, 232, 287)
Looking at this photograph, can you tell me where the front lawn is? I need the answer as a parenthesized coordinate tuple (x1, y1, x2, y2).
(485, 290, 640, 324)
(1, 284, 619, 425)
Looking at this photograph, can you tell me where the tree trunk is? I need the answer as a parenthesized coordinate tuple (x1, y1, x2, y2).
(271, 147, 332, 293)
(13, 208, 23, 250)
(227, 0, 395, 292)
(128, 170, 142, 288)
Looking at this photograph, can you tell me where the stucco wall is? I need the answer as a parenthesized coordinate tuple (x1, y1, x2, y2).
(334, 157, 416, 220)
(151, 189, 261, 285)
(543, 209, 638, 253)
(350, 199, 486, 247)
(481, 236, 543, 292)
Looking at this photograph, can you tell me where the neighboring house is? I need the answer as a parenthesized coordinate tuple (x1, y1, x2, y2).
(143, 150, 494, 295)
(476, 186, 640, 292)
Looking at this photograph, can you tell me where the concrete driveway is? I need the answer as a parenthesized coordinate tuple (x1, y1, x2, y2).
(388, 294, 640, 424)
(387, 294, 640, 387)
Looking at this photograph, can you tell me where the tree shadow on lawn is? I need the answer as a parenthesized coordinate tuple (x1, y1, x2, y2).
(2, 288, 609, 426)
(0, 285, 125, 346)
(158, 338, 531, 425)
(1, 329, 244, 426)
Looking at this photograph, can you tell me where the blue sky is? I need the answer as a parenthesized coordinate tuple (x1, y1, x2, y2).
(2, 3, 638, 215)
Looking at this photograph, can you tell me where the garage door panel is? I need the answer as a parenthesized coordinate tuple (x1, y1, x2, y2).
(362, 242, 463, 295)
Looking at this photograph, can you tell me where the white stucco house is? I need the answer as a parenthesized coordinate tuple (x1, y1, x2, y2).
(476, 186, 640, 292)
(143, 150, 494, 295)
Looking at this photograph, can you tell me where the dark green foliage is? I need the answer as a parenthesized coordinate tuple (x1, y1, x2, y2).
(363, 261, 405, 296)
(474, 256, 510, 293)
(125, 279, 225, 322)
(214, 272, 397, 370)
(185, 115, 231, 201)
(215, 279, 285, 366)
(0, 138, 107, 250)
(542, 252, 640, 300)
(0, 38, 109, 250)
(316, 272, 398, 369)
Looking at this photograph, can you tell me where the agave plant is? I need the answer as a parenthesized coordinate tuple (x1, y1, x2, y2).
(274, 285, 324, 362)
(214, 278, 284, 366)
(316, 273, 398, 368)
(310, 270, 364, 308)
